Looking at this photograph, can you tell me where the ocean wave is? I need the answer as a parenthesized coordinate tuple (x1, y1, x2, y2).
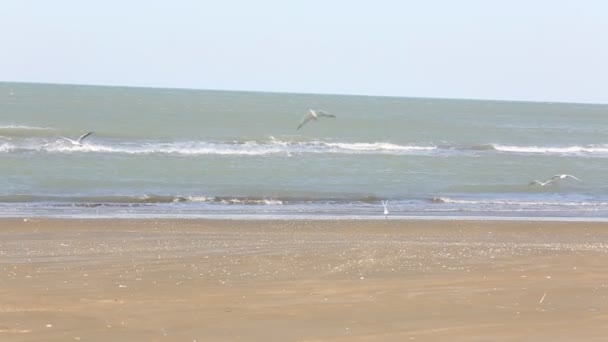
(493, 145, 608, 154)
(1, 138, 607, 156)
(431, 197, 608, 207)
(318, 142, 434, 152)
(3, 139, 438, 156)
(179, 196, 284, 205)
(0, 125, 56, 139)
(437, 143, 498, 151)
(0, 124, 53, 131)
(0, 194, 286, 206)
(438, 143, 608, 154)
(42, 142, 285, 155)
(0, 194, 391, 205)
(0, 143, 14, 152)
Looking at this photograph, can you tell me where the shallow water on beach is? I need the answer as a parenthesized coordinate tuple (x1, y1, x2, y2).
(1, 82, 607, 218)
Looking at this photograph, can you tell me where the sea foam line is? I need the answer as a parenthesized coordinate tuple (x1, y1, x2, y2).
(433, 197, 608, 206)
(7, 140, 438, 156)
(0, 124, 54, 131)
(0, 143, 14, 152)
(1, 139, 607, 156)
(493, 145, 608, 154)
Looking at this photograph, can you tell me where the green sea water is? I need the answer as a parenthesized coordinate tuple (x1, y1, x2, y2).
(1, 82, 607, 218)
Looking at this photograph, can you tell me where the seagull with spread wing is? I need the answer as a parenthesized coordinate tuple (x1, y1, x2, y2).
(530, 174, 581, 187)
(551, 174, 582, 182)
(60, 132, 93, 145)
(297, 109, 336, 130)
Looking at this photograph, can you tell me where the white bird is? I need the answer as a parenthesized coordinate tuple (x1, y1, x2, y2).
(551, 174, 582, 182)
(59, 132, 93, 145)
(297, 109, 336, 130)
(530, 174, 581, 187)
(381, 200, 389, 217)
(529, 179, 555, 187)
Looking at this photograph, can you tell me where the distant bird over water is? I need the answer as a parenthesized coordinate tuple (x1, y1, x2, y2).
(297, 109, 336, 130)
(530, 174, 581, 187)
(529, 179, 554, 187)
(60, 132, 93, 145)
(551, 174, 581, 182)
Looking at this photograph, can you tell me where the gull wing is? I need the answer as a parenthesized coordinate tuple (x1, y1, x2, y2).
(297, 113, 313, 130)
(314, 110, 335, 118)
(552, 174, 581, 181)
(544, 178, 557, 186)
(563, 174, 581, 181)
(530, 179, 553, 186)
(77, 131, 93, 143)
(59, 136, 75, 143)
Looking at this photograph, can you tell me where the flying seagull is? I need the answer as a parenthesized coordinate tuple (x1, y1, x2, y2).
(529, 179, 555, 187)
(551, 174, 582, 182)
(530, 174, 581, 187)
(60, 132, 93, 145)
(297, 109, 336, 130)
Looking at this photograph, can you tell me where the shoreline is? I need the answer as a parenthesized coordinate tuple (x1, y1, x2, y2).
(2, 218, 608, 340)
(9, 214, 608, 222)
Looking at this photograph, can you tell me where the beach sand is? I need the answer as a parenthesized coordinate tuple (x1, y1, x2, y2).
(1, 218, 608, 341)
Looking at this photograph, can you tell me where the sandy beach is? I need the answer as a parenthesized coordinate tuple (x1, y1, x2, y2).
(1, 218, 608, 341)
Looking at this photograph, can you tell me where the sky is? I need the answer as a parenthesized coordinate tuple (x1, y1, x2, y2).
(2, 0, 607, 103)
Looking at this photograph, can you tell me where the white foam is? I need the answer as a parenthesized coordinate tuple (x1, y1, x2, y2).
(5, 139, 608, 157)
(0, 125, 53, 131)
(36, 140, 438, 156)
(180, 196, 214, 203)
(0, 143, 14, 153)
(494, 144, 608, 154)
(218, 198, 284, 205)
(434, 197, 608, 207)
(321, 142, 435, 152)
(2, 211, 608, 222)
(265, 140, 436, 154)
(178, 196, 283, 205)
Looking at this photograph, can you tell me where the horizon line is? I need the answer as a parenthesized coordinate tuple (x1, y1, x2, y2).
(2, 80, 607, 106)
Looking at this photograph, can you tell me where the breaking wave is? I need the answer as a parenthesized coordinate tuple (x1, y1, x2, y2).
(0, 194, 286, 206)
(0, 124, 54, 131)
(0, 138, 607, 157)
(493, 145, 608, 154)
(1, 139, 437, 156)
(431, 197, 608, 207)
(0, 194, 389, 205)
(0, 143, 13, 153)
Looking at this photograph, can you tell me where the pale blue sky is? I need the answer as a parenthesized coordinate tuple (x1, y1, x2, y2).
(2, 1, 607, 103)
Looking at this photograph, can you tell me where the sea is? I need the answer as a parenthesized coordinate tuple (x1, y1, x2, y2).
(1, 82, 607, 220)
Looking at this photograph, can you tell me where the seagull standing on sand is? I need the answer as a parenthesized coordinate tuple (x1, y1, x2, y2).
(297, 109, 336, 130)
(60, 132, 93, 145)
(381, 200, 389, 217)
(530, 174, 581, 187)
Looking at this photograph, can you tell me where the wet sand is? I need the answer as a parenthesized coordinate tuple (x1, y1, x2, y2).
(1, 218, 608, 341)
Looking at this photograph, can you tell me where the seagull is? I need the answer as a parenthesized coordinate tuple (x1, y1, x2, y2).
(381, 200, 389, 217)
(529, 179, 556, 187)
(530, 174, 581, 187)
(59, 132, 93, 145)
(297, 109, 336, 130)
(551, 174, 582, 182)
